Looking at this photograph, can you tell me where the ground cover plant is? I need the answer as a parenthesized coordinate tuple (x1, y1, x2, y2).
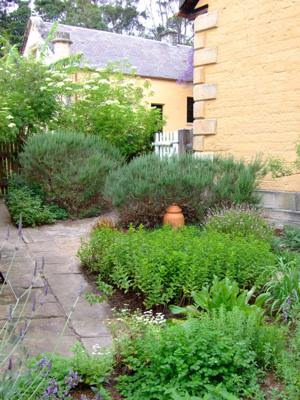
(19, 131, 124, 219)
(79, 225, 276, 308)
(115, 307, 286, 400)
(105, 153, 265, 227)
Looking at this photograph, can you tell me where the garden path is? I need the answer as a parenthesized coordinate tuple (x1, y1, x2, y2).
(0, 200, 113, 357)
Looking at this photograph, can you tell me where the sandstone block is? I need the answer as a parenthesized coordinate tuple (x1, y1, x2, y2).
(193, 134, 204, 151)
(194, 84, 217, 101)
(194, 101, 205, 119)
(193, 66, 205, 84)
(194, 47, 218, 66)
(194, 32, 206, 49)
(194, 11, 218, 33)
(194, 119, 217, 135)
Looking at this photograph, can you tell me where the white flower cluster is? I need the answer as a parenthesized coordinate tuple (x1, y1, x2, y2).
(133, 310, 166, 325)
(91, 343, 104, 355)
(117, 308, 166, 326)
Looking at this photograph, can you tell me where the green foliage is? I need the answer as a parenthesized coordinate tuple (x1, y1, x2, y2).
(56, 65, 163, 159)
(6, 180, 67, 227)
(280, 225, 300, 252)
(79, 226, 276, 308)
(116, 307, 286, 399)
(205, 206, 274, 243)
(0, 40, 79, 144)
(170, 277, 269, 319)
(105, 154, 265, 227)
(20, 131, 124, 218)
(100, 0, 146, 34)
(264, 256, 300, 321)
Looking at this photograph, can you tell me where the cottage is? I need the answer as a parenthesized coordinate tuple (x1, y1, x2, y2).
(22, 16, 193, 133)
(179, 0, 300, 224)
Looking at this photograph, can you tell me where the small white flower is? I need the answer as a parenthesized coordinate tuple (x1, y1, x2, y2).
(8, 123, 16, 128)
(55, 82, 65, 88)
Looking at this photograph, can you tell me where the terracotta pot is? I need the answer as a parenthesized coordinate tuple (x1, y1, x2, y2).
(163, 204, 185, 229)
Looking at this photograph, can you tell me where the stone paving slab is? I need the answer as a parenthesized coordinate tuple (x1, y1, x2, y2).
(23, 335, 79, 357)
(0, 302, 65, 320)
(0, 201, 114, 357)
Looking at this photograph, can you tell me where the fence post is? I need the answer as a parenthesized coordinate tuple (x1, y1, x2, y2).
(178, 129, 193, 154)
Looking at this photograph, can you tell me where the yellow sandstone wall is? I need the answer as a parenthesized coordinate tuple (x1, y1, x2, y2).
(193, 0, 300, 191)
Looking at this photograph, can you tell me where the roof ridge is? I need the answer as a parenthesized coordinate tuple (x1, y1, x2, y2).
(42, 21, 192, 49)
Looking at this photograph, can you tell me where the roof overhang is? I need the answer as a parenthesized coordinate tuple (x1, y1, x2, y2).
(177, 0, 207, 20)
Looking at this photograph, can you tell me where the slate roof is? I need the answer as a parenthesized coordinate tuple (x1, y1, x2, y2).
(38, 21, 193, 81)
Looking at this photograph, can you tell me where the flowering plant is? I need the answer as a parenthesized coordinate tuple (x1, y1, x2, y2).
(0, 37, 80, 144)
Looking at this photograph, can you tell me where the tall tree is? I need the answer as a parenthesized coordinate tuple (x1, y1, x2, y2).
(99, 0, 146, 35)
(34, 0, 67, 21)
(145, 0, 193, 44)
(34, 0, 145, 34)
(0, 0, 31, 49)
(35, 0, 106, 30)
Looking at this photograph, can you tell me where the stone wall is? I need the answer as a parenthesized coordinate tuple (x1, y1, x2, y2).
(193, 0, 300, 191)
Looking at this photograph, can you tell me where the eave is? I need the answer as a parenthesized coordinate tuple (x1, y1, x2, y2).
(177, 0, 208, 20)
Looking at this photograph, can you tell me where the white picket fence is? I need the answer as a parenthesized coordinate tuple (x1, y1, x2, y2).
(153, 131, 180, 157)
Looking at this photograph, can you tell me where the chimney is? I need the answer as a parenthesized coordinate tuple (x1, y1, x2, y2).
(52, 31, 72, 61)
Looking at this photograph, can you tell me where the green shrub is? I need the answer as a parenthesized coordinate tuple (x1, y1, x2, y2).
(56, 65, 163, 159)
(20, 131, 124, 218)
(104, 154, 265, 227)
(205, 206, 273, 243)
(79, 226, 276, 308)
(6, 176, 68, 227)
(117, 307, 285, 399)
(7, 186, 55, 227)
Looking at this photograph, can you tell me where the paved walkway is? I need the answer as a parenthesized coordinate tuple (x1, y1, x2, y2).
(0, 201, 113, 357)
